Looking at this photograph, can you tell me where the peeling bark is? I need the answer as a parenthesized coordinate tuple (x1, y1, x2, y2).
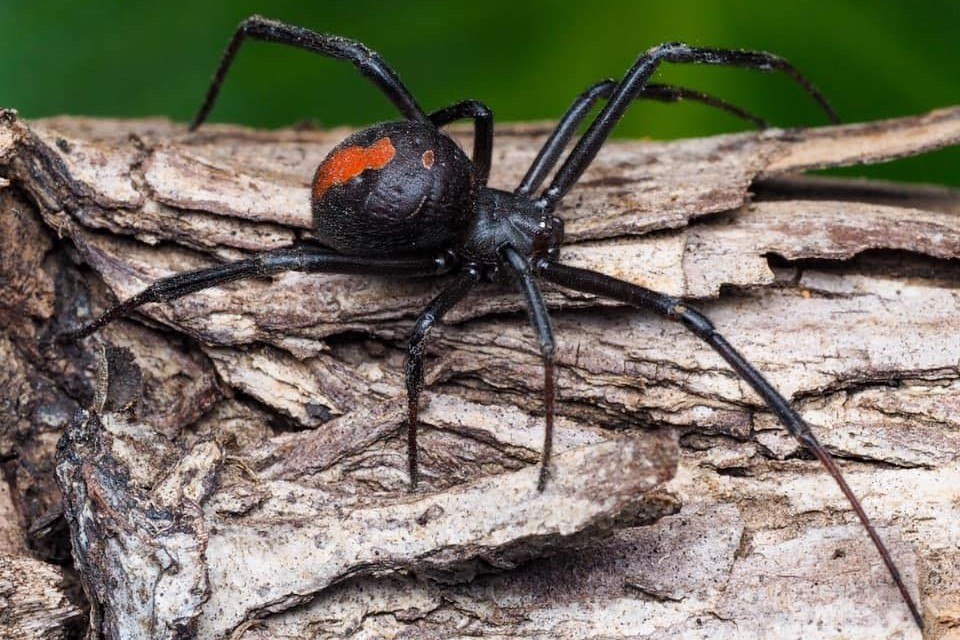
(0, 552, 83, 639)
(55, 347, 678, 640)
(1, 107, 959, 638)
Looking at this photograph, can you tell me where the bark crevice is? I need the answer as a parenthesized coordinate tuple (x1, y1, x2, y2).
(1, 108, 958, 638)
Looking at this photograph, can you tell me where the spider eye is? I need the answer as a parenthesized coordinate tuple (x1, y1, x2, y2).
(532, 216, 564, 258)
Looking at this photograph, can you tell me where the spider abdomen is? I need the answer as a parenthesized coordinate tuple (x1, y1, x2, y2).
(311, 121, 475, 255)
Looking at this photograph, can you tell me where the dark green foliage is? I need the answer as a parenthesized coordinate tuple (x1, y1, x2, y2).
(1, 0, 957, 184)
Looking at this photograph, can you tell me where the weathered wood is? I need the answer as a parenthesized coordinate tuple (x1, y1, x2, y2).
(1, 446, 81, 638)
(0, 553, 83, 639)
(55, 352, 677, 639)
(1, 107, 959, 639)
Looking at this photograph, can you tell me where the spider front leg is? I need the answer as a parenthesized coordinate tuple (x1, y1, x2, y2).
(404, 267, 480, 489)
(535, 259, 924, 629)
(502, 247, 557, 491)
(517, 80, 770, 196)
(191, 15, 428, 130)
(59, 248, 454, 342)
(538, 43, 838, 211)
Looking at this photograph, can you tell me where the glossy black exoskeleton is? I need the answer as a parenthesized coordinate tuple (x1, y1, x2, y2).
(312, 121, 476, 256)
(310, 118, 564, 274)
(59, 15, 922, 628)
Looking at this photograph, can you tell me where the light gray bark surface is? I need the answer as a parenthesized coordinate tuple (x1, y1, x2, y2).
(0, 107, 958, 639)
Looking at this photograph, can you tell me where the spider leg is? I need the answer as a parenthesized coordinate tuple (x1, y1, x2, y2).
(517, 80, 768, 196)
(430, 101, 494, 185)
(59, 248, 453, 342)
(535, 259, 924, 630)
(501, 247, 557, 491)
(639, 84, 769, 128)
(190, 15, 428, 130)
(404, 266, 481, 489)
(536, 43, 838, 211)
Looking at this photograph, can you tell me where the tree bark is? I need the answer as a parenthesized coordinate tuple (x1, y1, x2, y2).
(1, 106, 959, 639)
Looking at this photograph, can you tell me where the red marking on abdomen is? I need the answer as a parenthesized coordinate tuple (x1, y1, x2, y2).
(421, 149, 435, 169)
(313, 137, 396, 199)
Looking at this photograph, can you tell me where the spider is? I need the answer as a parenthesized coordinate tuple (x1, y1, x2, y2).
(60, 15, 922, 629)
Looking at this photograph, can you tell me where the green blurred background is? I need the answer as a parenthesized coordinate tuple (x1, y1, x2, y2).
(1, 0, 957, 185)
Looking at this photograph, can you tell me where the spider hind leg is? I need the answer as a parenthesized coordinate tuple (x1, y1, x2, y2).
(535, 258, 923, 629)
(59, 249, 452, 342)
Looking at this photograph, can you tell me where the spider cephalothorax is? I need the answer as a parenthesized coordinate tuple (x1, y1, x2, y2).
(60, 15, 922, 629)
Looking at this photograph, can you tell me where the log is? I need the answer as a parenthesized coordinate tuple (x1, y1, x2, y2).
(1, 106, 959, 639)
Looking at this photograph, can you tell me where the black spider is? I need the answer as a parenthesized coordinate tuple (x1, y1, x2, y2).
(61, 15, 922, 629)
